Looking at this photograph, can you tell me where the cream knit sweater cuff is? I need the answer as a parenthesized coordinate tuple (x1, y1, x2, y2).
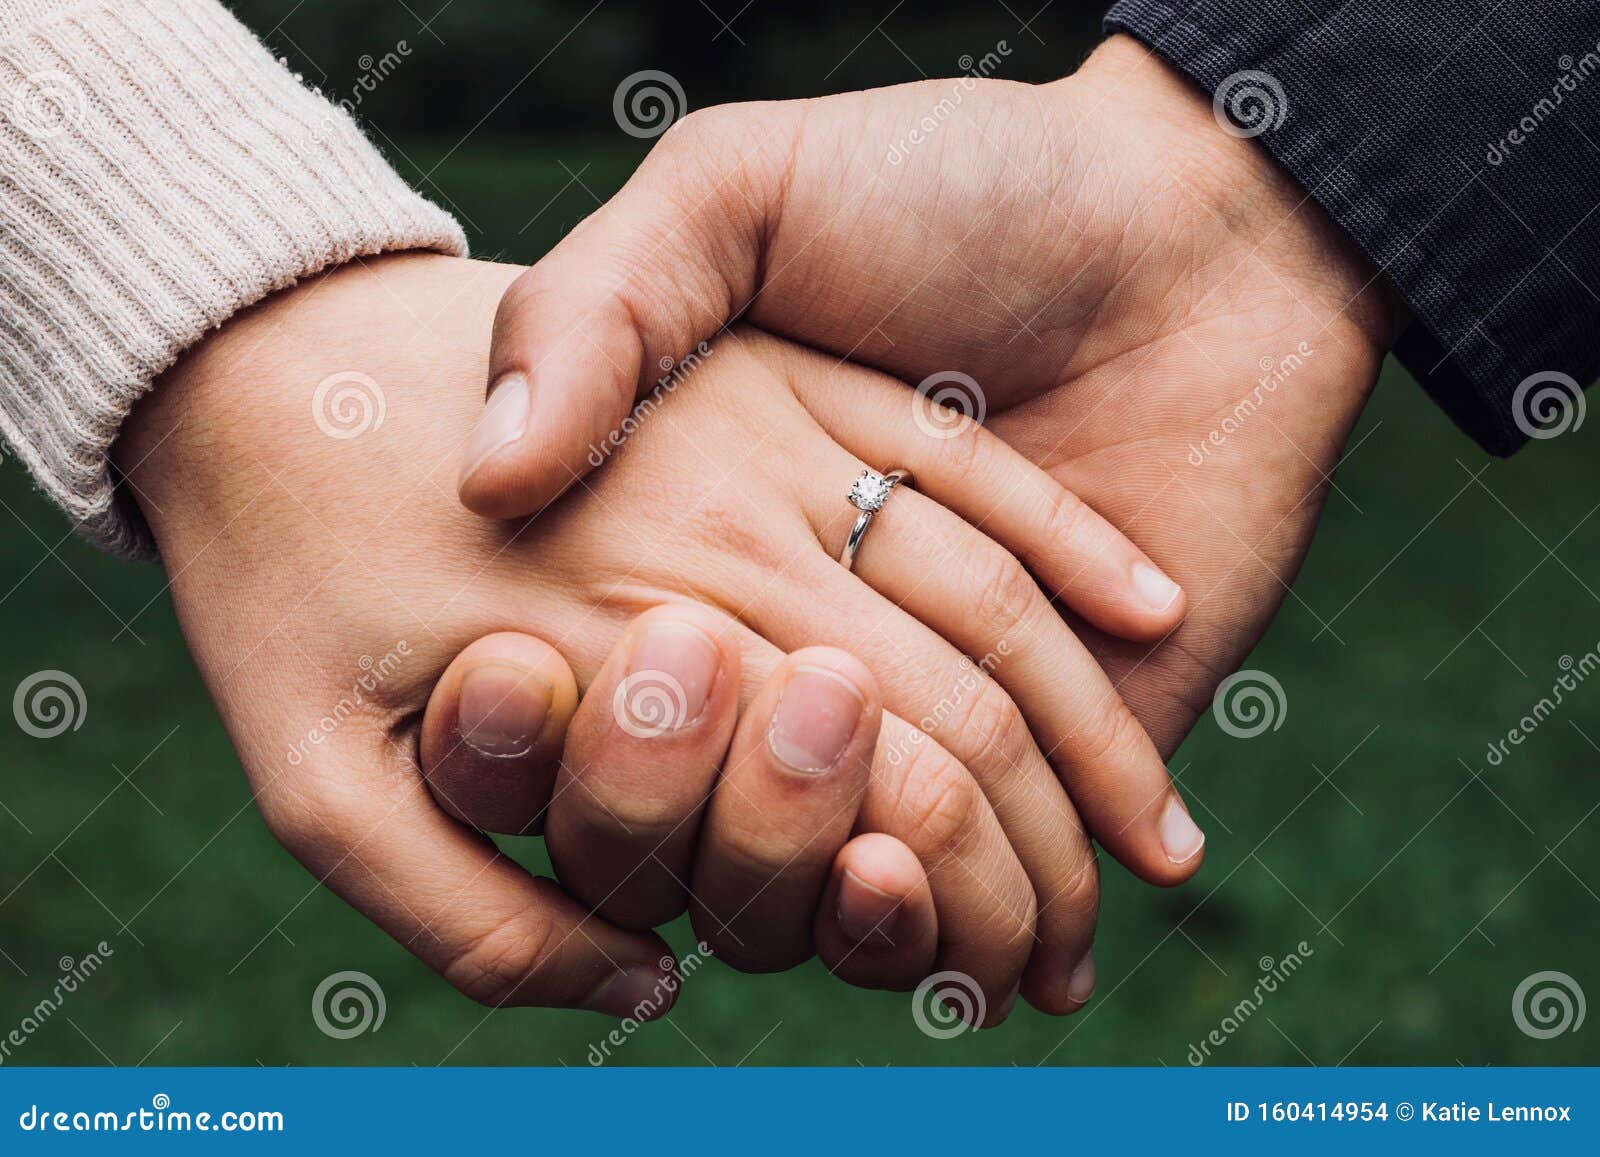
(0, 0, 468, 559)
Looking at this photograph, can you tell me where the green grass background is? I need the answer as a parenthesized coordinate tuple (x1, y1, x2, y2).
(1, 136, 1598, 1068)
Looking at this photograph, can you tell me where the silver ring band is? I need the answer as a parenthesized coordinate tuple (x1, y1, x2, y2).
(840, 468, 912, 572)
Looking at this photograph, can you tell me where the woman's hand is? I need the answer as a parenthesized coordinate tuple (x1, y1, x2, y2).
(114, 252, 1191, 1022)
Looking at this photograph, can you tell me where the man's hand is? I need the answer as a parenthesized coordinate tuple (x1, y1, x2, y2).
(462, 33, 1399, 755)
(420, 618, 944, 1004)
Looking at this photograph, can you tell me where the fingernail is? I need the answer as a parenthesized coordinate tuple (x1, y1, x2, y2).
(457, 663, 551, 758)
(582, 964, 675, 1019)
(460, 373, 530, 485)
(1160, 795, 1206, 864)
(768, 665, 866, 773)
(836, 869, 899, 946)
(1067, 951, 1096, 1007)
(1132, 561, 1181, 612)
(620, 619, 720, 732)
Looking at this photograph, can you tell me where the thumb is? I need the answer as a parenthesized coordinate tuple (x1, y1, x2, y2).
(457, 104, 802, 518)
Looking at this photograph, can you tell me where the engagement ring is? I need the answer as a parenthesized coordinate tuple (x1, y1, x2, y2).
(840, 468, 911, 571)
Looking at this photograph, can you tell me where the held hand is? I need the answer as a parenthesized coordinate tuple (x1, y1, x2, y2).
(464, 33, 1400, 756)
(114, 254, 1179, 1022)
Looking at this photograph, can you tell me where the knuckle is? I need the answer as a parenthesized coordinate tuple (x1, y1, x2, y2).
(654, 104, 724, 151)
(951, 679, 1033, 778)
(1000, 888, 1041, 952)
(966, 877, 1038, 957)
(494, 268, 543, 325)
(649, 107, 753, 194)
(934, 421, 991, 482)
(1074, 697, 1154, 772)
(443, 908, 559, 1008)
(890, 744, 981, 854)
(258, 740, 469, 917)
(682, 490, 791, 575)
(576, 788, 695, 849)
(965, 544, 1039, 642)
(653, 102, 767, 164)
(646, 102, 799, 226)
(1038, 481, 1093, 550)
(1043, 848, 1101, 928)
(711, 829, 800, 885)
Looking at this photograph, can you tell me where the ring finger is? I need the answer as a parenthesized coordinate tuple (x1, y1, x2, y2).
(794, 358, 1206, 885)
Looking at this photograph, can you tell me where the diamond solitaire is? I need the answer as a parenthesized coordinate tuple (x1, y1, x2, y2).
(840, 467, 912, 572)
(848, 469, 894, 512)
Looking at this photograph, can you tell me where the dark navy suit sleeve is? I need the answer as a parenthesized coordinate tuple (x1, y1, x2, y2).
(1104, 0, 1600, 454)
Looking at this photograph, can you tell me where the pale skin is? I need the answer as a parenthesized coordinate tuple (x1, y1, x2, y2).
(115, 253, 1191, 1026)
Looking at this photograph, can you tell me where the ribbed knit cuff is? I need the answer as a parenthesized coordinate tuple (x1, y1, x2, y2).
(0, 0, 468, 559)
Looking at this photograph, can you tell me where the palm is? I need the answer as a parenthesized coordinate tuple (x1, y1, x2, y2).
(988, 288, 1382, 757)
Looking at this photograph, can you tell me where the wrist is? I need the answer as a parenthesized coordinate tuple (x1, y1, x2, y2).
(115, 254, 516, 558)
(1069, 35, 1402, 357)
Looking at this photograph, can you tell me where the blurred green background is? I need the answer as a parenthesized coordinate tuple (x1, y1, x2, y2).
(2, 1, 1597, 1067)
